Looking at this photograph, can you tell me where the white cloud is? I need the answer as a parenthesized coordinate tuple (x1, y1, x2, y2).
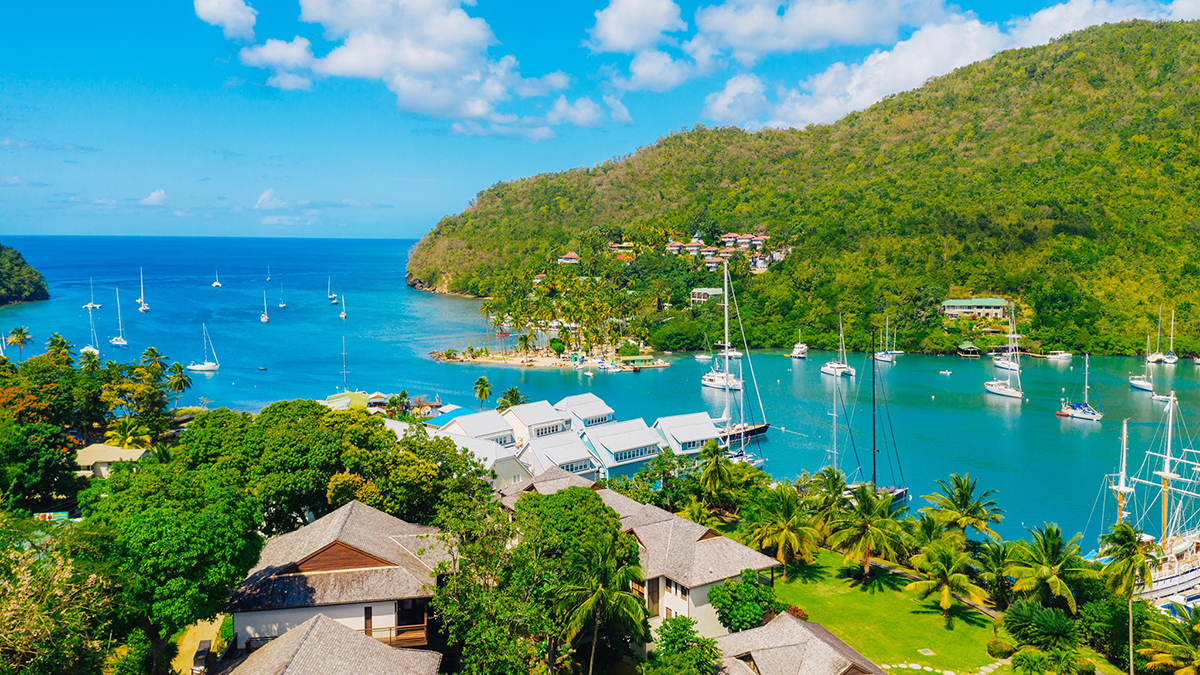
(623, 50, 692, 91)
(1007, 0, 1169, 48)
(588, 0, 687, 53)
(703, 73, 769, 125)
(604, 95, 634, 124)
(139, 189, 167, 206)
(262, 215, 304, 226)
(451, 120, 557, 142)
(240, 36, 314, 69)
(267, 72, 313, 90)
(194, 0, 257, 40)
(254, 188, 286, 210)
(515, 71, 571, 98)
(546, 96, 605, 128)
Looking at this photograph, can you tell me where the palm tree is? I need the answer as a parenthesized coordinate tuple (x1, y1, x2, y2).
(554, 533, 647, 675)
(826, 484, 907, 576)
(495, 386, 529, 412)
(472, 376, 492, 411)
(104, 417, 153, 450)
(698, 440, 732, 505)
(1008, 523, 1097, 613)
(166, 362, 193, 411)
(140, 346, 167, 373)
(78, 349, 100, 372)
(974, 540, 1020, 609)
(675, 498, 719, 527)
(921, 473, 1005, 539)
(744, 485, 821, 573)
(905, 540, 988, 618)
(807, 466, 849, 538)
(517, 333, 532, 362)
(1101, 522, 1163, 675)
(7, 326, 31, 361)
(45, 333, 73, 360)
(1140, 603, 1200, 675)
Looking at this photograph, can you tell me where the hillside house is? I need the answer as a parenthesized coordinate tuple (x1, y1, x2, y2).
(580, 418, 666, 478)
(500, 401, 570, 445)
(436, 432, 531, 490)
(684, 240, 703, 255)
(666, 241, 684, 255)
(557, 251, 580, 265)
(716, 612, 884, 675)
(75, 443, 148, 479)
(690, 287, 723, 305)
(519, 432, 601, 481)
(940, 297, 1009, 319)
(653, 413, 720, 454)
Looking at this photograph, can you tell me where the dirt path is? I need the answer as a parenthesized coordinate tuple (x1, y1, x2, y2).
(172, 618, 222, 674)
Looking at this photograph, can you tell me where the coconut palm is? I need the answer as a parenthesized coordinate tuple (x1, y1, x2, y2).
(472, 376, 492, 411)
(78, 349, 100, 372)
(676, 498, 719, 527)
(140, 346, 167, 373)
(974, 540, 1020, 608)
(807, 466, 849, 537)
(744, 485, 821, 572)
(698, 440, 732, 505)
(921, 473, 1005, 539)
(517, 333, 532, 362)
(45, 332, 73, 360)
(1140, 603, 1200, 675)
(902, 513, 963, 560)
(826, 484, 907, 576)
(166, 362, 193, 411)
(495, 386, 529, 412)
(905, 540, 988, 618)
(1101, 522, 1163, 675)
(104, 417, 153, 450)
(1008, 523, 1097, 613)
(554, 533, 647, 675)
(7, 326, 32, 361)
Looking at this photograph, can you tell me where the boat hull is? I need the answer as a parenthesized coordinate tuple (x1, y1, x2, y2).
(984, 380, 1022, 399)
(1130, 378, 1154, 391)
(186, 362, 219, 373)
(820, 362, 855, 377)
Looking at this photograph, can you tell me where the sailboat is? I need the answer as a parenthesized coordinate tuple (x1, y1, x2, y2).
(137, 268, 149, 313)
(820, 315, 855, 377)
(992, 323, 1019, 371)
(339, 296, 346, 321)
(1130, 335, 1154, 391)
(1058, 354, 1102, 420)
(278, 283, 287, 309)
(983, 312, 1022, 399)
(82, 307, 100, 357)
(1165, 309, 1179, 364)
(789, 327, 808, 359)
(109, 289, 128, 347)
(328, 277, 338, 304)
(1147, 306, 1164, 363)
(873, 317, 894, 363)
(186, 324, 220, 372)
(701, 261, 744, 391)
(212, 269, 222, 288)
(82, 277, 102, 309)
(266, 265, 271, 282)
(260, 292, 270, 323)
(695, 334, 714, 362)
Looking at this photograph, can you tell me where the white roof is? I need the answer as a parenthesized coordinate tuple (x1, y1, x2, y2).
(654, 412, 720, 445)
(442, 410, 513, 439)
(585, 419, 663, 454)
(554, 393, 614, 421)
(522, 433, 596, 471)
(76, 443, 148, 467)
(382, 419, 411, 438)
(436, 432, 516, 469)
(502, 401, 567, 428)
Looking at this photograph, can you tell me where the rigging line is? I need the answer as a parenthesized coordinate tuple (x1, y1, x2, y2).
(1081, 475, 1107, 548)
(729, 281, 767, 426)
(839, 381, 863, 477)
(876, 371, 906, 486)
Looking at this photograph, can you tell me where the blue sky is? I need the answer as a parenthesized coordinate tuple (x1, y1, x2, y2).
(2, 0, 1197, 238)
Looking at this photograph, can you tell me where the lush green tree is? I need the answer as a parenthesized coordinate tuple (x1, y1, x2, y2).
(1100, 522, 1162, 675)
(1004, 601, 1081, 652)
(920, 473, 1004, 539)
(0, 243, 49, 307)
(165, 362, 191, 410)
(6, 326, 31, 361)
(1008, 523, 1097, 613)
(676, 498, 719, 527)
(44, 333, 73, 361)
(0, 392, 80, 512)
(644, 616, 722, 675)
(974, 540, 1020, 609)
(904, 540, 988, 618)
(138, 347, 166, 374)
(473, 376, 492, 410)
(743, 484, 820, 573)
(708, 568, 786, 633)
(495, 386, 529, 412)
(826, 484, 907, 575)
(1140, 603, 1200, 675)
(104, 416, 153, 450)
(806, 466, 849, 538)
(698, 440, 732, 505)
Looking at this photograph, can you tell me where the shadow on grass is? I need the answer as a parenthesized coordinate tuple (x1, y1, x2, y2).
(838, 566, 907, 595)
(781, 562, 831, 584)
(910, 601, 990, 631)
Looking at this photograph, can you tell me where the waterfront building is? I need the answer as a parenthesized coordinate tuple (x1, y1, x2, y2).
(554, 393, 615, 430)
(228, 501, 444, 653)
(715, 612, 883, 675)
(690, 287, 724, 305)
(437, 410, 516, 447)
(75, 443, 149, 479)
(940, 297, 1010, 319)
(436, 432, 532, 490)
(653, 412, 720, 455)
(500, 400, 570, 445)
(519, 432, 602, 481)
(580, 418, 666, 478)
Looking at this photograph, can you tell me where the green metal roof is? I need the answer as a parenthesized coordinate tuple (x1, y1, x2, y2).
(942, 298, 1007, 307)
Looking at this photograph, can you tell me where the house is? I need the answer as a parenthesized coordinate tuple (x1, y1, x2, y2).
(666, 241, 684, 255)
(716, 612, 884, 675)
(940, 297, 1010, 319)
(533, 273, 546, 284)
(519, 432, 601, 481)
(212, 614, 441, 675)
(690, 287, 723, 305)
(436, 432, 532, 490)
(720, 233, 739, 246)
(554, 393, 615, 430)
(705, 258, 723, 272)
(557, 251, 580, 265)
(75, 443, 149, 479)
(227, 501, 446, 652)
(610, 242, 635, 255)
(438, 410, 516, 447)
(580, 418, 666, 477)
(719, 247, 737, 259)
(736, 235, 754, 249)
(500, 401, 569, 445)
(653, 413, 720, 455)
(683, 240, 703, 256)
(700, 246, 719, 260)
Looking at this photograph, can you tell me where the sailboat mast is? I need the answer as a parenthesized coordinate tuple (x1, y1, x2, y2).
(871, 327, 877, 487)
(341, 336, 349, 391)
(1170, 310, 1175, 352)
(1163, 392, 1176, 543)
(1084, 354, 1089, 406)
(723, 261, 731, 436)
(1116, 418, 1129, 526)
(1157, 306, 1163, 354)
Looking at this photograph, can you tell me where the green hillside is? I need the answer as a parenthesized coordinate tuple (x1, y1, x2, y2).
(0, 242, 49, 307)
(407, 20, 1200, 355)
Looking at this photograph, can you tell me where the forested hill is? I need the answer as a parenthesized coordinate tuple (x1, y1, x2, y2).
(0, 242, 49, 307)
(408, 21, 1200, 354)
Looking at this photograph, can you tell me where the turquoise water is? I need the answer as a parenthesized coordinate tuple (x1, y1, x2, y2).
(4, 235, 1198, 542)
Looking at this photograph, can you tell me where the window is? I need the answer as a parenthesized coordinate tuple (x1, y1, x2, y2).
(664, 607, 675, 619)
(665, 578, 689, 599)
(614, 445, 658, 463)
(561, 460, 592, 474)
(631, 580, 645, 598)
(513, 474, 520, 484)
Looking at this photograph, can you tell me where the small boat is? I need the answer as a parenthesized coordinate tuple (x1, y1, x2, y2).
(873, 317, 894, 362)
(137, 268, 149, 313)
(339, 295, 346, 320)
(109, 288, 128, 347)
(82, 306, 100, 356)
(212, 269, 222, 288)
(1164, 310, 1179, 364)
(939, 370, 952, 375)
(186, 324, 220, 372)
(258, 366, 268, 371)
(1046, 350, 1072, 361)
(1130, 374, 1154, 391)
(993, 353, 1019, 371)
(260, 292, 270, 323)
(83, 277, 102, 310)
(1152, 393, 1172, 403)
(695, 353, 713, 362)
(266, 265, 271, 282)
(984, 312, 1022, 400)
(821, 314, 855, 378)
(1058, 354, 1102, 421)
(720, 422, 770, 444)
(278, 283, 286, 309)
(702, 368, 743, 391)
(1147, 308, 1164, 363)
(328, 277, 338, 304)
(718, 348, 743, 359)
(790, 327, 808, 359)
(704, 262, 744, 391)
(725, 447, 765, 468)
(984, 378, 1023, 399)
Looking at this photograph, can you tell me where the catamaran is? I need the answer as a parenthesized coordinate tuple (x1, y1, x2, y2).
(186, 324, 220, 372)
(789, 327, 808, 359)
(82, 307, 100, 357)
(328, 277, 338, 304)
(984, 312, 1022, 399)
(278, 283, 287, 309)
(1148, 306, 1164, 363)
(83, 277, 102, 310)
(109, 289, 128, 347)
(820, 315, 855, 378)
(702, 261, 744, 391)
(339, 295, 346, 321)
(260, 292, 270, 323)
(1058, 354, 1101, 420)
(1165, 309, 1179, 364)
(137, 268, 149, 313)
(1131, 335, 1154, 391)
(212, 269, 222, 288)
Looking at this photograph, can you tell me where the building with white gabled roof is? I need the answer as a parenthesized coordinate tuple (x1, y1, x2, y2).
(500, 401, 569, 445)
(580, 418, 666, 478)
(519, 432, 601, 481)
(653, 412, 720, 455)
(438, 410, 516, 447)
(554, 393, 615, 430)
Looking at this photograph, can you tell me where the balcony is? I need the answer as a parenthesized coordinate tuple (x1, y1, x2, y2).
(364, 621, 429, 648)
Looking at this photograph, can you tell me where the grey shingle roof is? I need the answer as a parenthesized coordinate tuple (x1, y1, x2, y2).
(498, 465, 595, 510)
(221, 614, 440, 675)
(623, 504, 776, 587)
(716, 613, 885, 675)
(229, 501, 445, 612)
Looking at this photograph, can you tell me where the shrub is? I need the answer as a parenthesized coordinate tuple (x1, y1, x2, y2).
(1003, 601, 1080, 652)
(1048, 649, 1077, 675)
(616, 342, 640, 357)
(1012, 648, 1049, 675)
(785, 605, 809, 621)
(987, 638, 1017, 659)
(709, 569, 787, 632)
(1075, 660, 1095, 675)
(549, 337, 566, 356)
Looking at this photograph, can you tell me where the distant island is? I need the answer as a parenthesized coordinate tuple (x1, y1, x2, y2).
(0, 241, 49, 307)
(407, 21, 1200, 357)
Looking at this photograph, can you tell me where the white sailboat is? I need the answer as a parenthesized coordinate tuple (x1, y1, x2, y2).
(1058, 354, 1102, 420)
(328, 277, 338, 304)
(1131, 335, 1154, 391)
(992, 325, 1019, 370)
(260, 292, 270, 323)
(82, 307, 100, 357)
(1147, 306, 1164, 363)
(109, 289, 128, 347)
(702, 261, 744, 391)
(873, 317, 894, 363)
(278, 283, 286, 309)
(339, 295, 346, 321)
(82, 277, 102, 310)
(984, 312, 1022, 399)
(266, 265, 271, 282)
(820, 315, 855, 378)
(789, 327, 808, 359)
(212, 269, 222, 288)
(1165, 309, 1179, 364)
(137, 268, 149, 313)
(186, 324, 220, 372)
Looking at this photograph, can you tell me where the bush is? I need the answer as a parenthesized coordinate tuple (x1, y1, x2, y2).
(1075, 660, 1095, 675)
(785, 605, 809, 622)
(549, 337, 566, 356)
(616, 342, 640, 357)
(1012, 648, 1049, 675)
(1004, 601, 1080, 652)
(987, 638, 1017, 659)
(708, 569, 787, 633)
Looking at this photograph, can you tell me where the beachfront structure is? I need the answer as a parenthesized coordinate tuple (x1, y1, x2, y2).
(554, 393, 615, 430)
(498, 467, 778, 640)
(437, 432, 532, 490)
(500, 401, 570, 444)
(557, 251, 580, 265)
(690, 287, 724, 305)
(519, 432, 602, 481)
(227, 501, 445, 652)
(940, 297, 1010, 319)
(580, 418, 667, 478)
(715, 612, 884, 675)
(75, 443, 148, 479)
(653, 413, 721, 454)
(213, 614, 441, 675)
(438, 410, 516, 447)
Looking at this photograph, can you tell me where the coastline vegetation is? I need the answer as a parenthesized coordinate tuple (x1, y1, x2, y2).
(0, 241, 50, 307)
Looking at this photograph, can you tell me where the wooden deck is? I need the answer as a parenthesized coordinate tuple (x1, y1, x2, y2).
(365, 623, 428, 648)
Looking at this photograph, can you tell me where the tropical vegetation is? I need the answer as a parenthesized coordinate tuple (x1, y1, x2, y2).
(0, 242, 49, 307)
